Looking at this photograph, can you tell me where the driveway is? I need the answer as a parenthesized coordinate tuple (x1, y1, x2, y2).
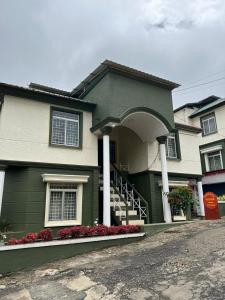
(1, 220, 225, 300)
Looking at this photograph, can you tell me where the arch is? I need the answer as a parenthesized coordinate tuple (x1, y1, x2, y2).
(120, 107, 173, 132)
(119, 107, 173, 143)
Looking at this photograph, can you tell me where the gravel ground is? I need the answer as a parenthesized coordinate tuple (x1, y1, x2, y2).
(1, 219, 225, 299)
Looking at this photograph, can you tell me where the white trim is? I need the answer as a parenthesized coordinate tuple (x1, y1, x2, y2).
(0, 171, 5, 216)
(0, 233, 145, 251)
(42, 174, 89, 183)
(218, 201, 225, 204)
(44, 181, 84, 227)
(103, 133, 111, 226)
(159, 142, 172, 223)
(158, 180, 189, 187)
(200, 145, 223, 154)
(204, 150, 223, 172)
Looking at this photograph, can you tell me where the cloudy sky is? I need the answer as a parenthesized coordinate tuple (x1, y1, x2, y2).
(0, 0, 225, 108)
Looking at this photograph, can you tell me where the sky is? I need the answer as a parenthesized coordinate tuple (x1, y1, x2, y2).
(0, 0, 225, 108)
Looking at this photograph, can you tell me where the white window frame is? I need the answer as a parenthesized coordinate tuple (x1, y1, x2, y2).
(51, 110, 80, 147)
(201, 113, 217, 136)
(204, 150, 223, 172)
(166, 133, 177, 159)
(42, 174, 89, 227)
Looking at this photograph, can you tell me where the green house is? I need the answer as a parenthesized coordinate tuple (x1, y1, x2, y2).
(0, 60, 204, 234)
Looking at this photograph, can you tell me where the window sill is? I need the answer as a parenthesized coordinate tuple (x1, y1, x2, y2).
(45, 220, 82, 227)
(202, 131, 217, 137)
(166, 157, 181, 161)
(49, 143, 82, 150)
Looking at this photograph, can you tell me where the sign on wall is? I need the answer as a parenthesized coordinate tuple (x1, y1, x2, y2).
(203, 192, 220, 220)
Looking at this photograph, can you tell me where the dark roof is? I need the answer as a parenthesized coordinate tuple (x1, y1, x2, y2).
(29, 82, 71, 97)
(190, 97, 225, 118)
(72, 60, 180, 97)
(174, 95, 220, 113)
(0, 82, 96, 112)
(175, 122, 202, 133)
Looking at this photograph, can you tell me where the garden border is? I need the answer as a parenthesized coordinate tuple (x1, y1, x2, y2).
(1, 232, 145, 251)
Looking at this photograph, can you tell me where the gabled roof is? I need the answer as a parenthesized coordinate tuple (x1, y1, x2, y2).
(190, 97, 225, 118)
(174, 95, 220, 113)
(72, 60, 180, 97)
(0, 82, 96, 112)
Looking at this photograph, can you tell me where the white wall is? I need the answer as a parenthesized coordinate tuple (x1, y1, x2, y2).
(148, 130, 202, 175)
(174, 107, 196, 126)
(0, 96, 98, 166)
(191, 105, 225, 146)
(110, 126, 148, 174)
(110, 126, 202, 175)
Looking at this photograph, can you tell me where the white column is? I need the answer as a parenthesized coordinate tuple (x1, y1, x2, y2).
(158, 137, 172, 223)
(197, 180, 205, 217)
(0, 170, 5, 216)
(102, 129, 111, 226)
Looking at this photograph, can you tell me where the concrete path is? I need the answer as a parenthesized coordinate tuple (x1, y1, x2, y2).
(1, 220, 225, 299)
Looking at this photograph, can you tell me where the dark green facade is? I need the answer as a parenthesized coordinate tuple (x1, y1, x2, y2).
(83, 72, 175, 130)
(130, 171, 201, 223)
(1, 165, 99, 233)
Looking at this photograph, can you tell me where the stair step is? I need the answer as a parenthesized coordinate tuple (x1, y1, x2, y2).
(115, 210, 137, 217)
(99, 187, 120, 192)
(122, 219, 145, 225)
(110, 201, 131, 207)
(110, 194, 125, 199)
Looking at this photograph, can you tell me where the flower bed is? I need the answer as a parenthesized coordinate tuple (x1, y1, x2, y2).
(7, 225, 140, 246)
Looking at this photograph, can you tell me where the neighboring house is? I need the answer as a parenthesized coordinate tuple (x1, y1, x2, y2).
(0, 60, 204, 234)
(174, 95, 225, 215)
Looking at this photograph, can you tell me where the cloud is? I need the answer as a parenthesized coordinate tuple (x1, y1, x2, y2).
(0, 0, 225, 107)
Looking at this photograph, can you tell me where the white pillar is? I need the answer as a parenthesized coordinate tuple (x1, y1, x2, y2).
(197, 180, 205, 217)
(102, 128, 111, 226)
(0, 170, 5, 216)
(158, 136, 172, 223)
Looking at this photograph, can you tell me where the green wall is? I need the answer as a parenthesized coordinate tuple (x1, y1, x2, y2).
(83, 72, 174, 129)
(0, 235, 143, 275)
(1, 166, 99, 233)
(130, 171, 201, 223)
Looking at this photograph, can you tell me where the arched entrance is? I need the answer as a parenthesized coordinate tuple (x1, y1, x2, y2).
(93, 107, 173, 226)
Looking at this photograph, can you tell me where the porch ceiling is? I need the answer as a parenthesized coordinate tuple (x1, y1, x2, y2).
(121, 112, 169, 142)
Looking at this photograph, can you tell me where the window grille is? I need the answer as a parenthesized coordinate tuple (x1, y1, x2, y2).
(51, 110, 79, 147)
(166, 133, 177, 159)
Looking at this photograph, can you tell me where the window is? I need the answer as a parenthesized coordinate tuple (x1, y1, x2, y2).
(51, 110, 80, 147)
(48, 183, 77, 222)
(166, 133, 177, 159)
(207, 151, 223, 171)
(201, 113, 217, 136)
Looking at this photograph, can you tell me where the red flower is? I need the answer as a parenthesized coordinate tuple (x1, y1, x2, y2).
(70, 226, 82, 238)
(25, 232, 38, 242)
(38, 228, 53, 241)
(58, 228, 71, 239)
(94, 225, 108, 236)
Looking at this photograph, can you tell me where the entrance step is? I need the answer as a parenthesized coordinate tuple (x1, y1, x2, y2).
(110, 194, 125, 199)
(122, 219, 145, 225)
(110, 201, 131, 207)
(115, 210, 137, 217)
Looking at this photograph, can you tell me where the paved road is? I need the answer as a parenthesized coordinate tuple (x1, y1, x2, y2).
(1, 220, 225, 299)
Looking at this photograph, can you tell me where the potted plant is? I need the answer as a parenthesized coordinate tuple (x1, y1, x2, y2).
(168, 187, 195, 221)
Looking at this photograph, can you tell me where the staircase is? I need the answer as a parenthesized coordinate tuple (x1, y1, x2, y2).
(99, 164, 150, 225)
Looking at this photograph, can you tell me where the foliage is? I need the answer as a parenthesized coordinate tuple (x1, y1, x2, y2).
(168, 186, 194, 213)
(0, 218, 10, 232)
(37, 229, 53, 241)
(7, 225, 140, 246)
